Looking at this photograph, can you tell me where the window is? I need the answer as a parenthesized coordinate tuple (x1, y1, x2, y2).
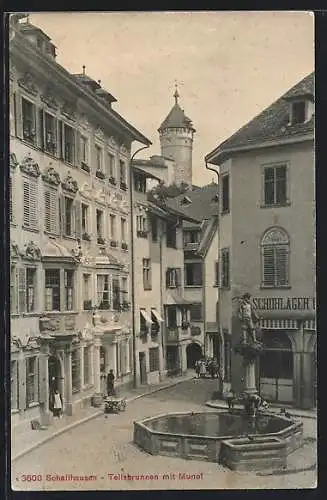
(64, 197, 74, 236)
(80, 135, 88, 165)
(11, 361, 18, 410)
(83, 274, 91, 310)
(112, 279, 121, 310)
(143, 258, 152, 290)
(151, 216, 158, 242)
(10, 265, 18, 314)
(42, 112, 57, 155)
(220, 248, 230, 288)
(83, 347, 90, 386)
(110, 214, 116, 240)
(134, 172, 147, 193)
(136, 215, 147, 237)
(263, 164, 288, 206)
(149, 347, 159, 372)
(26, 357, 38, 406)
(26, 268, 36, 312)
(22, 98, 36, 144)
(23, 180, 38, 230)
(190, 303, 202, 321)
(167, 307, 177, 328)
(121, 218, 126, 242)
(214, 261, 219, 286)
(185, 262, 202, 286)
(166, 268, 181, 288)
(261, 228, 290, 287)
(108, 153, 115, 179)
(120, 160, 127, 189)
(184, 230, 200, 245)
(18, 268, 27, 313)
(95, 144, 103, 172)
(166, 221, 177, 248)
(71, 348, 80, 392)
(81, 203, 89, 234)
(45, 269, 60, 311)
(291, 101, 306, 125)
(65, 270, 74, 310)
(96, 209, 104, 242)
(221, 174, 230, 213)
(121, 277, 128, 307)
(63, 124, 74, 164)
(97, 275, 110, 309)
(44, 188, 59, 234)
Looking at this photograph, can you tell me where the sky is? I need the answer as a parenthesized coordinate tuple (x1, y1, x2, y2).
(30, 11, 314, 186)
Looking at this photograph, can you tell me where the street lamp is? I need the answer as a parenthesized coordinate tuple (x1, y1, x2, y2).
(129, 145, 150, 388)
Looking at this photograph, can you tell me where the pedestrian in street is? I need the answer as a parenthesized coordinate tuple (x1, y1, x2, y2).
(107, 369, 115, 396)
(226, 390, 235, 411)
(199, 360, 206, 378)
(195, 360, 200, 378)
(52, 389, 63, 418)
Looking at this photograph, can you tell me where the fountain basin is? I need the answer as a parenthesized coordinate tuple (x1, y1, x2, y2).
(133, 410, 303, 468)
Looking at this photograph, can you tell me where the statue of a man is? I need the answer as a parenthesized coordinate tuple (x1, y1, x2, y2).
(238, 293, 259, 344)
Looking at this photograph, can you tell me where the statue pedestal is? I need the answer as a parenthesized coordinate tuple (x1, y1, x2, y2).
(244, 360, 257, 395)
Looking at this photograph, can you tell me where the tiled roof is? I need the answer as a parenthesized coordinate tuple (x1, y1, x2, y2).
(206, 72, 314, 164)
(166, 183, 219, 224)
(158, 103, 195, 132)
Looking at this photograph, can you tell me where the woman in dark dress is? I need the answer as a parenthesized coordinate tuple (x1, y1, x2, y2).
(107, 369, 115, 396)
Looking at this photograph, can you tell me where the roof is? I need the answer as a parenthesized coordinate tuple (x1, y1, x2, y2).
(158, 103, 195, 132)
(166, 183, 219, 224)
(206, 72, 314, 165)
(133, 166, 161, 181)
(147, 201, 199, 224)
(18, 22, 51, 41)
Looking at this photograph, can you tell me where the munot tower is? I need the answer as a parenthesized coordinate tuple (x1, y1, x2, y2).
(158, 86, 195, 186)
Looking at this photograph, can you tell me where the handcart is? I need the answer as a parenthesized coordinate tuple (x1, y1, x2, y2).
(104, 396, 127, 414)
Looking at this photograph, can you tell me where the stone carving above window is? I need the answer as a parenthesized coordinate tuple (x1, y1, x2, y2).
(10, 152, 18, 169)
(61, 101, 77, 122)
(120, 144, 129, 157)
(18, 72, 38, 96)
(80, 182, 93, 200)
(95, 126, 106, 142)
(108, 136, 118, 149)
(79, 114, 92, 131)
(41, 87, 59, 110)
(21, 241, 41, 261)
(19, 154, 41, 178)
(62, 173, 78, 194)
(42, 165, 61, 186)
(11, 242, 20, 260)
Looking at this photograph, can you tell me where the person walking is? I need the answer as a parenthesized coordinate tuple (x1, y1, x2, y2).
(52, 389, 63, 418)
(107, 369, 115, 396)
(195, 360, 200, 378)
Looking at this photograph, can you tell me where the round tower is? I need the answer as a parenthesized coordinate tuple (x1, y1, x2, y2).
(158, 87, 195, 186)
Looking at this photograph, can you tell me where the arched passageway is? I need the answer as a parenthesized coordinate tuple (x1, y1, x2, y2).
(186, 342, 203, 369)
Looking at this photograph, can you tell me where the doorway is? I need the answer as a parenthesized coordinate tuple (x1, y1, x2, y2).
(48, 355, 63, 411)
(186, 342, 203, 369)
(139, 352, 147, 384)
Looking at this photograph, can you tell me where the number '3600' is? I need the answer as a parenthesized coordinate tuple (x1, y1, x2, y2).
(21, 474, 42, 482)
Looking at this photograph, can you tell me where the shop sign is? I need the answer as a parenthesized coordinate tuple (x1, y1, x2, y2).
(253, 297, 316, 311)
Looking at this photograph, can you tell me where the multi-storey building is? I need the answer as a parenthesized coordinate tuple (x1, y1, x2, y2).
(131, 164, 199, 385)
(9, 18, 150, 431)
(166, 184, 219, 368)
(205, 73, 315, 409)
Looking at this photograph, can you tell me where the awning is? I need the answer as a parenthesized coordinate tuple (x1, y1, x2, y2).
(151, 309, 164, 323)
(140, 309, 152, 324)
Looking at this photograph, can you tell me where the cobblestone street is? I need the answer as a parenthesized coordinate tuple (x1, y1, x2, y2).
(12, 379, 317, 491)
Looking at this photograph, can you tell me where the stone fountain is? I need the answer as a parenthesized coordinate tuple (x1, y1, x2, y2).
(133, 293, 303, 471)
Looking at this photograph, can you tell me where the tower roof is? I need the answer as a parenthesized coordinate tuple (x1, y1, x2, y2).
(158, 89, 195, 132)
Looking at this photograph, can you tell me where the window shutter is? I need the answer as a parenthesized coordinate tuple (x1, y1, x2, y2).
(176, 268, 182, 287)
(59, 194, 65, 237)
(263, 247, 275, 286)
(14, 93, 23, 138)
(58, 120, 64, 159)
(44, 190, 51, 232)
(276, 246, 288, 286)
(75, 130, 80, 166)
(38, 109, 45, 150)
(23, 181, 30, 227)
(18, 268, 26, 313)
(166, 269, 170, 288)
(75, 200, 82, 239)
(29, 182, 38, 229)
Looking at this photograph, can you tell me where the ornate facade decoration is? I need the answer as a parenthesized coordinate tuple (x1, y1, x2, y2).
(80, 182, 93, 200)
(94, 126, 106, 142)
(18, 72, 38, 96)
(39, 316, 60, 332)
(79, 114, 92, 132)
(19, 154, 41, 178)
(21, 241, 42, 261)
(42, 165, 61, 186)
(10, 152, 18, 169)
(11, 242, 20, 260)
(120, 144, 129, 157)
(108, 136, 117, 149)
(95, 187, 106, 204)
(41, 87, 59, 110)
(61, 101, 77, 122)
(61, 173, 78, 194)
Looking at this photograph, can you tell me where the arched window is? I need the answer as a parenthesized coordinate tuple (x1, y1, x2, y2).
(261, 227, 290, 287)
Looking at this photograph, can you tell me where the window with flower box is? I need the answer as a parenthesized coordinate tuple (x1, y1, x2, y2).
(22, 98, 36, 144)
(120, 160, 127, 190)
(96, 209, 104, 244)
(63, 123, 74, 164)
(107, 152, 116, 182)
(39, 110, 57, 155)
(80, 135, 89, 169)
(81, 203, 89, 238)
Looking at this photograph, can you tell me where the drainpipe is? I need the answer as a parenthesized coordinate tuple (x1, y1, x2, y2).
(129, 145, 150, 388)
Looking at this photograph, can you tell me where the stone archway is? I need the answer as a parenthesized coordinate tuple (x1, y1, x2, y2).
(186, 342, 203, 369)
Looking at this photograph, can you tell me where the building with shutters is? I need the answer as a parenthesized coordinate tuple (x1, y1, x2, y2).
(9, 17, 150, 431)
(205, 73, 315, 409)
(131, 164, 200, 385)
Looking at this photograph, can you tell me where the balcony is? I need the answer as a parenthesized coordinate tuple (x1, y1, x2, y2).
(183, 242, 200, 258)
(96, 170, 106, 180)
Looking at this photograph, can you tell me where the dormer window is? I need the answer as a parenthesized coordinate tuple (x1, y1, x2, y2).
(291, 101, 306, 125)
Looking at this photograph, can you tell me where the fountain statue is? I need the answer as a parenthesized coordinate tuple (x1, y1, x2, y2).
(234, 293, 264, 419)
